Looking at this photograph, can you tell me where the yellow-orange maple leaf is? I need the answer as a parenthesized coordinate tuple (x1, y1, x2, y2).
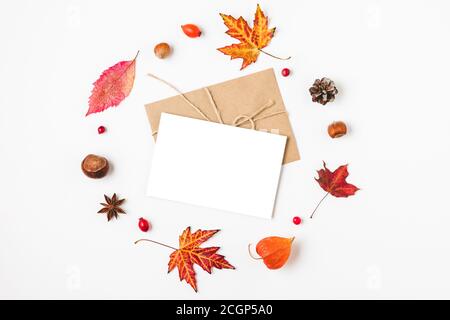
(167, 227, 235, 292)
(218, 4, 276, 70)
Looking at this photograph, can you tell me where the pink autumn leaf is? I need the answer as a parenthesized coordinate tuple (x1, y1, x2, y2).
(86, 51, 139, 116)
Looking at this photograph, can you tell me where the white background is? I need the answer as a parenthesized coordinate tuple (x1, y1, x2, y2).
(0, 0, 449, 299)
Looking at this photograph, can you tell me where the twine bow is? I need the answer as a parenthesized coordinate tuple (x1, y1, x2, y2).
(147, 73, 286, 136)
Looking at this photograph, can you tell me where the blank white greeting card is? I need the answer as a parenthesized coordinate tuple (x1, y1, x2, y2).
(147, 113, 287, 219)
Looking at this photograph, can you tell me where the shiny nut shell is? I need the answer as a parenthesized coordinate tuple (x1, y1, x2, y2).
(154, 43, 171, 59)
(81, 154, 109, 179)
(327, 121, 347, 138)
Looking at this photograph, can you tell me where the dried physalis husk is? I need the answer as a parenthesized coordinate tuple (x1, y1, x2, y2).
(81, 154, 109, 179)
(249, 236, 295, 269)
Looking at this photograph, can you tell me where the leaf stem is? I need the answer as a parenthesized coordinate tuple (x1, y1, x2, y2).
(258, 49, 291, 60)
(134, 239, 177, 251)
(133, 50, 140, 61)
(309, 192, 330, 219)
(247, 244, 262, 260)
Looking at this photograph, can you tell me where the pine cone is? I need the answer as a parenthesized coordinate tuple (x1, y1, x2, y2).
(309, 78, 338, 105)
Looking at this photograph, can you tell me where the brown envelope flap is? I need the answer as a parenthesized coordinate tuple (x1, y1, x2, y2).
(144, 68, 300, 165)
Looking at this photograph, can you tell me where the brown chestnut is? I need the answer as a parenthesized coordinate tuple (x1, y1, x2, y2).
(327, 121, 347, 138)
(81, 154, 109, 179)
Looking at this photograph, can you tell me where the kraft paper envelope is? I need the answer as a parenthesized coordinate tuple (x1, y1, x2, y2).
(147, 113, 287, 219)
(145, 68, 300, 165)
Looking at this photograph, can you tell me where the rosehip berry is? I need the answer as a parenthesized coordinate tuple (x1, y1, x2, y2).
(292, 216, 302, 225)
(281, 68, 290, 77)
(138, 217, 150, 232)
(181, 24, 202, 38)
(97, 126, 106, 134)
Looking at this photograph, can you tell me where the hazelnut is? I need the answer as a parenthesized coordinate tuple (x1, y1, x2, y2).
(82, 154, 109, 179)
(327, 121, 347, 138)
(154, 42, 171, 59)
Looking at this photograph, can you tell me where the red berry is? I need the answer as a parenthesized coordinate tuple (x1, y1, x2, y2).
(292, 216, 302, 225)
(281, 68, 290, 77)
(181, 24, 202, 38)
(138, 217, 150, 232)
(97, 126, 106, 134)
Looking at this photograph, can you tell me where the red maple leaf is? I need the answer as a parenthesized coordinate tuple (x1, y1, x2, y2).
(135, 227, 234, 292)
(316, 162, 359, 197)
(310, 162, 360, 218)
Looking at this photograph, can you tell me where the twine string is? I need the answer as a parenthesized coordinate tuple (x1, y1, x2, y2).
(205, 87, 224, 124)
(147, 73, 286, 136)
(147, 73, 210, 122)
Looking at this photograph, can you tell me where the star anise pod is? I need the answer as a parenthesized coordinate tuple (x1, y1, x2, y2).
(98, 193, 126, 221)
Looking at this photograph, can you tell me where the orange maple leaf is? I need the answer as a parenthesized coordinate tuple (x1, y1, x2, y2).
(218, 4, 288, 70)
(168, 227, 235, 292)
(136, 227, 235, 292)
